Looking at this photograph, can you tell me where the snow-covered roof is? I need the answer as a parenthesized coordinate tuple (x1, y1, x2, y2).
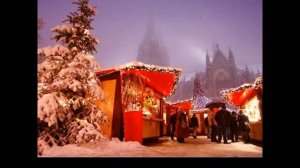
(164, 98, 193, 111)
(95, 61, 182, 97)
(220, 76, 262, 106)
(220, 75, 262, 95)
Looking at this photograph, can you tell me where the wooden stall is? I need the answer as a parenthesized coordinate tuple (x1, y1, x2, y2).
(221, 76, 263, 142)
(95, 61, 181, 144)
(190, 108, 210, 135)
(163, 99, 193, 136)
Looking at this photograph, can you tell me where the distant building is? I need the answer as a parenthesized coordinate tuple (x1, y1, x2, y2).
(169, 44, 261, 101)
(137, 18, 169, 66)
(137, 20, 260, 101)
(205, 44, 259, 98)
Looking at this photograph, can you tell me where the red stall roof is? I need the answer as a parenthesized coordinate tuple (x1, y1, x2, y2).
(164, 98, 193, 111)
(221, 76, 263, 106)
(95, 61, 182, 97)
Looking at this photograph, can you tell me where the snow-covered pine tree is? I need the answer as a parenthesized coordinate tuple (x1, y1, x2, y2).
(193, 72, 206, 108)
(37, 0, 108, 155)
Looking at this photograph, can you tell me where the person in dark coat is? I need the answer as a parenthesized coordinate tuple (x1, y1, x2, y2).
(175, 108, 189, 143)
(215, 105, 232, 144)
(204, 116, 210, 138)
(189, 114, 199, 138)
(230, 111, 239, 142)
(238, 110, 251, 143)
(208, 108, 218, 142)
(170, 112, 177, 140)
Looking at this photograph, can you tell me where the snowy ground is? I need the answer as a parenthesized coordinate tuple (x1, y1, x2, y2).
(40, 136, 262, 157)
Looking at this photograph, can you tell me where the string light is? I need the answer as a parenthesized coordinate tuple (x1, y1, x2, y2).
(220, 75, 262, 104)
(117, 61, 182, 97)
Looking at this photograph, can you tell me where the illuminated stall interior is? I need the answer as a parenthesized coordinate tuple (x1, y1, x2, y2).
(163, 99, 193, 135)
(190, 108, 210, 135)
(221, 76, 263, 141)
(96, 61, 181, 143)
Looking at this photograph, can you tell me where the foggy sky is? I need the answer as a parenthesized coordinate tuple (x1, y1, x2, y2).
(38, 0, 262, 75)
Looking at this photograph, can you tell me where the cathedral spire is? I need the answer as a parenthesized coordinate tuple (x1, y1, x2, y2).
(228, 47, 236, 66)
(244, 65, 251, 82)
(245, 65, 249, 72)
(205, 50, 211, 83)
(137, 14, 169, 66)
(229, 47, 233, 58)
(228, 47, 236, 86)
(256, 69, 261, 76)
(206, 50, 211, 67)
(145, 14, 157, 42)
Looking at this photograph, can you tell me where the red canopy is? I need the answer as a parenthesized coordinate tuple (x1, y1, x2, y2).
(96, 61, 182, 97)
(226, 88, 259, 106)
(164, 99, 193, 111)
(221, 76, 263, 106)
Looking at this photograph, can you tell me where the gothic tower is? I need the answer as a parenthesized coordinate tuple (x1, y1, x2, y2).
(137, 17, 169, 66)
(205, 51, 212, 96)
(206, 44, 233, 98)
(203, 44, 260, 99)
(228, 47, 237, 86)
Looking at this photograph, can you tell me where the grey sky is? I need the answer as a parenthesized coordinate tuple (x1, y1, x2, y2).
(38, 0, 262, 74)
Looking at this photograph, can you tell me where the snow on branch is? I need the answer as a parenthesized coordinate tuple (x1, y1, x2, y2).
(67, 118, 105, 144)
(38, 93, 59, 127)
(38, 92, 71, 126)
(84, 54, 101, 71)
(38, 45, 70, 59)
(87, 76, 104, 100)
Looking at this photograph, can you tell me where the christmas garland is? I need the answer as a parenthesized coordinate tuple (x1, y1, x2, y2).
(220, 75, 262, 95)
(220, 75, 263, 104)
(117, 61, 182, 97)
(164, 98, 194, 108)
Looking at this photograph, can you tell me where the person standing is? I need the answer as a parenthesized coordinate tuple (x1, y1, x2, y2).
(208, 108, 218, 142)
(189, 114, 199, 139)
(170, 111, 177, 141)
(238, 110, 251, 143)
(204, 116, 210, 138)
(215, 105, 232, 144)
(175, 108, 188, 143)
(230, 111, 239, 142)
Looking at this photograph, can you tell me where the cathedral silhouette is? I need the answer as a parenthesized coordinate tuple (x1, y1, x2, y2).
(137, 19, 260, 100)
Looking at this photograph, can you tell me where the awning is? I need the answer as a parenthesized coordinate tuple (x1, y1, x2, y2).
(226, 88, 259, 106)
(96, 61, 182, 97)
(164, 98, 193, 111)
(221, 76, 263, 106)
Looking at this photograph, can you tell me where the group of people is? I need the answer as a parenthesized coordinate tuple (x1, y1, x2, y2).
(204, 106, 251, 144)
(170, 106, 251, 144)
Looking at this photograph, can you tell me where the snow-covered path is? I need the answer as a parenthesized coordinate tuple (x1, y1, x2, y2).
(145, 136, 262, 157)
(41, 136, 262, 157)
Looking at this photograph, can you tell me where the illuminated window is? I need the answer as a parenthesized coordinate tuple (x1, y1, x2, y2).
(163, 112, 167, 124)
(243, 96, 261, 122)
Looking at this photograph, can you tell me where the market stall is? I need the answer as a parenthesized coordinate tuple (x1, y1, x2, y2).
(221, 76, 263, 142)
(190, 108, 210, 135)
(95, 61, 181, 143)
(163, 99, 193, 136)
